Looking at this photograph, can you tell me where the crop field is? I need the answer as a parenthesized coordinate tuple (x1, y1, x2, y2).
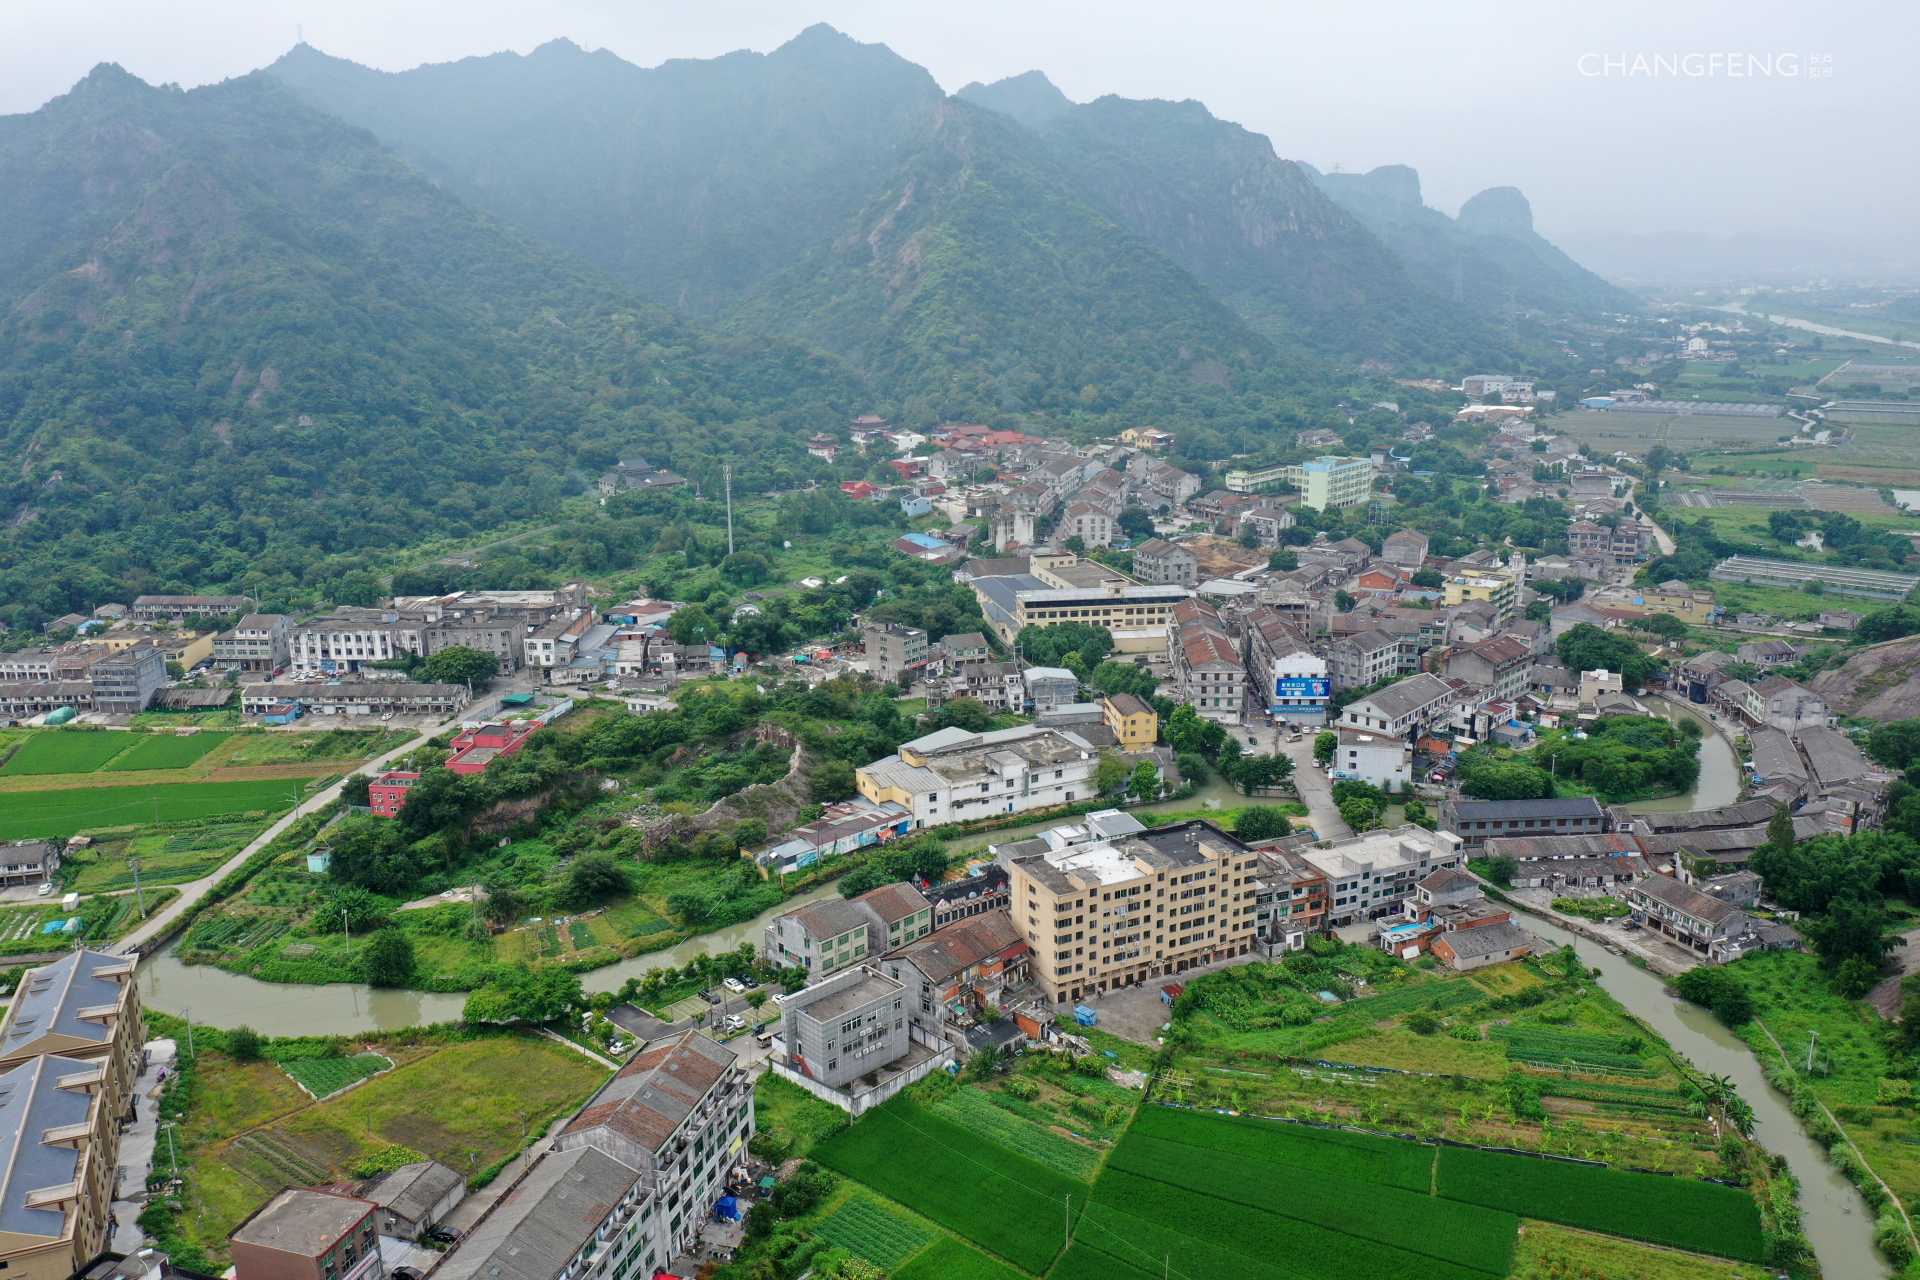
(1071, 1201, 1305, 1280)
(1045, 1242, 1160, 1280)
(1091, 1169, 1493, 1280)
(1204, 976, 1485, 1057)
(809, 1197, 932, 1270)
(103, 732, 230, 772)
(888, 1237, 1026, 1280)
(0, 779, 313, 840)
(1130, 1105, 1432, 1192)
(1434, 1146, 1765, 1261)
(809, 1098, 1081, 1274)
(1111, 1131, 1514, 1274)
(281, 1055, 391, 1098)
(1488, 1024, 1651, 1073)
(0, 732, 133, 776)
(929, 1086, 1103, 1181)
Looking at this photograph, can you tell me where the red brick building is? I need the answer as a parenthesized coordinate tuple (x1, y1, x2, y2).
(367, 771, 419, 817)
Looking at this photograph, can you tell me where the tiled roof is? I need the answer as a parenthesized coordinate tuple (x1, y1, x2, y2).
(1633, 873, 1743, 927)
(560, 1030, 734, 1161)
(857, 882, 931, 927)
(434, 1146, 640, 1280)
(1481, 832, 1639, 860)
(888, 912, 1025, 984)
(1440, 920, 1534, 959)
(1448, 796, 1605, 821)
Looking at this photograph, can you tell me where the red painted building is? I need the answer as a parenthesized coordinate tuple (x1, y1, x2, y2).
(367, 771, 419, 817)
(446, 721, 538, 775)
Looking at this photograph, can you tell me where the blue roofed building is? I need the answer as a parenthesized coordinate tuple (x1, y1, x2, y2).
(0, 1051, 119, 1280)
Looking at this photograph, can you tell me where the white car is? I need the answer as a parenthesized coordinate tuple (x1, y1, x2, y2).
(723, 1014, 747, 1032)
(381, 711, 395, 720)
(722, 977, 747, 994)
(36, 883, 53, 897)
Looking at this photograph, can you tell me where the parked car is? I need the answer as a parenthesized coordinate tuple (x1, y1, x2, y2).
(427, 1227, 463, 1244)
(722, 977, 746, 994)
(381, 711, 395, 721)
(724, 1014, 747, 1031)
(742, 974, 760, 988)
(36, 883, 52, 897)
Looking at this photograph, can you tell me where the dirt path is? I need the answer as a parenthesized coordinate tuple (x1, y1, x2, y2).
(1867, 925, 1920, 1019)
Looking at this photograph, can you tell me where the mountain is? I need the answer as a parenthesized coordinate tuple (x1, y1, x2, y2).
(1307, 164, 1637, 316)
(730, 96, 1324, 432)
(269, 26, 946, 319)
(959, 79, 1507, 366)
(0, 65, 857, 622)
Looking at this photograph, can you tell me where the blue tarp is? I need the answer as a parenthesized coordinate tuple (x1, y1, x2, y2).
(713, 1196, 742, 1220)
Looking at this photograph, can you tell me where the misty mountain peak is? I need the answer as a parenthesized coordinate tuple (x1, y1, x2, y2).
(1457, 186, 1534, 237)
(955, 70, 1075, 129)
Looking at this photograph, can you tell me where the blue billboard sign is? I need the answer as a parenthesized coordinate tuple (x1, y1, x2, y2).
(1275, 678, 1330, 699)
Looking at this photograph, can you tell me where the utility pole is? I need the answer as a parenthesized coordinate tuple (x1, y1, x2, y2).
(343, 909, 352, 962)
(129, 856, 147, 919)
(724, 465, 735, 556)
(1064, 1192, 1072, 1252)
(1807, 1029, 1819, 1073)
(181, 1008, 193, 1059)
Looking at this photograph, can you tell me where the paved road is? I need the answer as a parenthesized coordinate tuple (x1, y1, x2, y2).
(1239, 722, 1352, 840)
(110, 726, 440, 956)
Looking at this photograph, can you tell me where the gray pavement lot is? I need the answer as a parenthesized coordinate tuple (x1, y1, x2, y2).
(1074, 950, 1258, 1044)
(109, 1050, 170, 1253)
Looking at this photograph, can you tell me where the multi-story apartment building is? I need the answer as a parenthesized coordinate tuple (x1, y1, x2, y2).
(1586, 579, 1715, 625)
(1100, 693, 1158, 749)
(90, 643, 166, 713)
(966, 575, 1192, 652)
(1332, 728, 1411, 790)
(1335, 672, 1458, 740)
(1326, 628, 1409, 692)
(525, 612, 594, 672)
(1131, 539, 1199, 586)
(932, 660, 1024, 711)
(1022, 667, 1080, 713)
(239, 681, 470, 718)
(856, 724, 1100, 829)
(212, 614, 294, 672)
(1286, 456, 1374, 510)
(367, 771, 419, 817)
(937, 632, 993, 671)
(1001, 819, 1262, 1004)
(1170, 598, 1245, 723)
(1381, 529, 1430, 569)
(763, 883, 933, 980)
(1062, 501, 1112, 547)
(0, 1051, 121, 1280)
(1249, 846, 1329, 953)
(289, 612, 428, 673)
(551, 1030, 749, 1263)
(863, 623, 929, 685)
(131, 594, 247, 622)
(1305, 824, 1467, 926)
(1442, 569, 1518, 622)
(1440, 795, 1608, 851)
(230, 1189, 383, 1280)
(1242, 606, 1329, 723)
(422, 616, 525, 672)
(1567, 518, 1654, 565)
(775, 965, 910, 1090)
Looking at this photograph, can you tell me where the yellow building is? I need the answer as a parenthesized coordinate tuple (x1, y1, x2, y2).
(1002, 819, 1262, 1004)
(1588, 580, 1716, 625)
(1101, 692, 1158, 749)
(1443, 569, 1517, 621)
(98, 627, 214, 669)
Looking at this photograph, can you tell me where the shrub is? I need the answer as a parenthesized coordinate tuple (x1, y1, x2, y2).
(227, 1025, 263, 1062)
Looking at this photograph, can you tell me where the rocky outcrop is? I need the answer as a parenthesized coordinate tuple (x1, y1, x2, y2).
(1809, 637, 1920, 721)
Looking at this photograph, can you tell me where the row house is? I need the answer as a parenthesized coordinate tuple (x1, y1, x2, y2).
(1132, 539, 1199, 586)
(240, 681, 471, 717)
(1751, 675, 1834, 732)
(1247, 845, 1329, 953)
(211, 613, 294, 672)
(1627, 874, 1771, 962)
(231, 1189, 384, 1280)
(1305, 824, 1465, 926)
(775, 966, 911, 1094)
(931, 660, 1025, 711)
(130, 594, 246, 621)
(1062, 501, 1113, 547)
(855, 723, 1101, 829)
(1440, 796, 1608, 851)
(1441, 635, 1532, 702)
(754, 801, 913, 877)
(0, 680, 95, 720)
(1170, 598, 1245, 724)
(446, 721, 538, 774)
(883, 912, 1030, 1048)
(763, 884, 933, 979)
(1335, 672, 1457, 739)
(1297, 534, 1372, 574)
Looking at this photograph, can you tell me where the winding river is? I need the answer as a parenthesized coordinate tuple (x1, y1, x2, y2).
(132, 700, 1881, 1273)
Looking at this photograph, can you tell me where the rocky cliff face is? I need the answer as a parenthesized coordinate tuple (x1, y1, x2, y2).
(1809, 638, 1920, 720)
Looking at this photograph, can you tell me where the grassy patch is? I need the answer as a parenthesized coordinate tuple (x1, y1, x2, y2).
(281, 1055, 391, 1098)
(929, 1085, 1103, 1181)
(753, 1072, 850, 1161)
(224, 729, 410, 767)
(809, 1197, 932, 1269)
(0, 731, 131, 776)
(1509, 1221, 1773, 1280)
(1133, 1107, 1433, 1193)
(1319, 1027, 1510, 1078)
(0, 778, 312, 840)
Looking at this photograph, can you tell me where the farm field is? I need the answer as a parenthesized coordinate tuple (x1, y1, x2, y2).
(809, 1098, 1082, 1274)
(281, 1055, 391, 1098)
(1435, 1145, 1765, 1261)
(103, 732, 230, 772)
(0, 731, 134, 775)
(890, 1237, 1027, 1280)
(0, 778, 315, 840)
(929, 1084, 1104, 1181)
(809, 1196, 933, 1270)
(1510, 1221, 1773, 1280)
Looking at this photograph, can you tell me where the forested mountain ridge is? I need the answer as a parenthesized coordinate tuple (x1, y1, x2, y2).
(1307, 163, 1637, 316)
(958, 81, 1511, 366)
(0, 65, 858, 623)
(729, 96, 1330, 430)
(268, 26, 947, 320)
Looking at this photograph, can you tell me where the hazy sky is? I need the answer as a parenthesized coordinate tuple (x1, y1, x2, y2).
(4, 0, 1909, 249)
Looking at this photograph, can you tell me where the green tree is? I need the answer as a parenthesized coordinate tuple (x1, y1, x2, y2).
(359, 929, 416, 988)
(1313, 731, 1337, 766)
(1869, 721, 1920, 772)
(1483, 853, 1518, 887)
(420, 645, 502, 687)
(1334, 589, 1356, 613)
(1165, 704, 1208, 754)
(227, 1025, 264, 1062)
(1556, 623, 1658, 687)
(1524, 598, 1552, 624)
(1095, 750, 1130, 794)
(1339, 797, 1380, 831)
(1128, 761, 1160, 804)
(1411, 567, 1443, 588)
(926, 696, 992, 733)
(1804, 896, 1899, 976)
(1229, 752, 1294, 794)
(1235, 807, 1292, 841)
(564, 852, 629, 908)
(1641, 612, 1689, 641)
(1458, 762, 1552, 800)
(165, 660, 186, 681)
(340, 773, 373, 807)
(1674, 967, 1755, 1026)
(1268, 548, 1299, 572)
(1117, 508, 1154, 539)
(810, 758, 857, 803)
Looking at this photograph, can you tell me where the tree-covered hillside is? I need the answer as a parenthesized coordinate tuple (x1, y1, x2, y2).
(268, 26, 947, 320)
(969, 85, 1507, 368)
(0, 65, 858, 623)
(733, 96, 1331, 432)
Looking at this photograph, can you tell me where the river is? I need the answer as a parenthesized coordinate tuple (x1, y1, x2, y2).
(130, 701, 1880, 1271)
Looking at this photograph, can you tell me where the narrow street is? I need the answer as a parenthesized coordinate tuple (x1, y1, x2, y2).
(1242, 721, 1352, 840)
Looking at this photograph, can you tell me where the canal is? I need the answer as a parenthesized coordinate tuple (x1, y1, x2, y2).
(131, 698, 1879, 1272)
